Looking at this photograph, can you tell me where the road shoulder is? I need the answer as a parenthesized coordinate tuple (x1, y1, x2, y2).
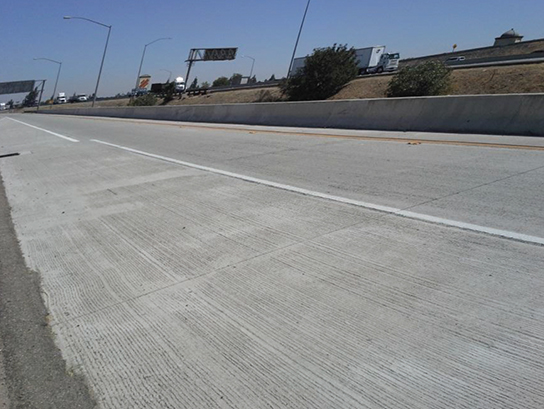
(0, 170, 96, 409)
(0, 343, 8, 409)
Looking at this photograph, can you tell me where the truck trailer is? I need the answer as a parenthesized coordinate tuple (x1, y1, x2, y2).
(148, 77, 186, 96)
(57, 92, 67, 104)
(355, 46, 400, 74)
(289, 46, 400, 77)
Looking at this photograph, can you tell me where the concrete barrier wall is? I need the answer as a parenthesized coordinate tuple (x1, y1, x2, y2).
(39, 94, 544, 136)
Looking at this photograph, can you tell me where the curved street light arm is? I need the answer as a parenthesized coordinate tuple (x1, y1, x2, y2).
(241, 55, 256, 79)
(63, 16, 111, 28)
(146, 37, 172, 47)
(134, 37, 173, 94)
(33, 58, 63, 102)
(34, 57, 62, 65)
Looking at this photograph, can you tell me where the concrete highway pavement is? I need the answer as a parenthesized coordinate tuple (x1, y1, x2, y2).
(0, 352, 7, 409)
(0, 114, 543, 408)
(6, 113, 544, 239)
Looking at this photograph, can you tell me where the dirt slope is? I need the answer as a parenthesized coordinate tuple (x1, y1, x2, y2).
(332, 62, 544, 99)
(37, 62, 544, 112)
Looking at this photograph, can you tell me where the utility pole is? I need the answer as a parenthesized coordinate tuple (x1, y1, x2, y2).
(134, 38, 172, 94)
(33, 58, 62, 104)
(288, 0, 311, 78)
(64, 16, 112, 107)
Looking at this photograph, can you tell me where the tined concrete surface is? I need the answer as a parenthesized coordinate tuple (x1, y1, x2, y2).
(0, 154, 96, 407)
(0, 116, 544, 408)
(0, 350, 8, 409)
(6, 113, 544, 238)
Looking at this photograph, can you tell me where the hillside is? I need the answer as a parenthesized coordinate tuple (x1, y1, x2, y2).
(332, 62, 544, 99)
(35, 62, 544, 112)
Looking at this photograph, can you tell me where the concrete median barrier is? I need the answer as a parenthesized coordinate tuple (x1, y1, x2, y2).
(38, 93, 544, 136)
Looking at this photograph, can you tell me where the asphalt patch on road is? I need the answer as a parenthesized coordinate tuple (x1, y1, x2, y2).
(0, 171, 96, 409)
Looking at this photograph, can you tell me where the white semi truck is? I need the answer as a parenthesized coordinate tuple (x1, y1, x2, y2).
(356, 46, 400, 74)
(290, 46, 400, 77)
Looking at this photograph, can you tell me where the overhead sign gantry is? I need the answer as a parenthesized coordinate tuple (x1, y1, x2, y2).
(0, 80, 46, 110)
(185, 48, 238, 91)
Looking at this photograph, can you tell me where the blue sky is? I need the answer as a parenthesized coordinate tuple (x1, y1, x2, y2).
(1, 0, 543, 103)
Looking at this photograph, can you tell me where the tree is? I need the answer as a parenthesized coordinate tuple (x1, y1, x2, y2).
(189, 77, 199, 89)
(7, 100, 14, 109)
(201, 81, 210, 89)
(22, 87, 39, 107)
(249, 75, 257, 84)
(281, 44, 358, 101)
(161, 81, 176, 104)
(212, 76, 229, 87)
(229, 73, 243, 86)
(386, 61, 452, 98)
(268, 74, 276, 82)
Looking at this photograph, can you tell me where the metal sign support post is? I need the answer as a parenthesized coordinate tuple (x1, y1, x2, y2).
(185, 61, 195, 94)
(288, 0, 311, 78)
(36, 80, 46, 112)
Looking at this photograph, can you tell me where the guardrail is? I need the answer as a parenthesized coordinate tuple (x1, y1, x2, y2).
(207, 81, 282, 94)
(448, 55, 544, 69)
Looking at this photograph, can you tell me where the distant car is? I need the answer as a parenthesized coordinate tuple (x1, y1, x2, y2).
(174, 77, 186, 92)
(446, 56, 466, 63)
(131, 88, 148, 97)
(56, 92, 67, 104)
(77, 94, 88, 102)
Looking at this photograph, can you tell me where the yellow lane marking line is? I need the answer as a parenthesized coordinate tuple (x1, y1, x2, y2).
(47, 114, 544, 151)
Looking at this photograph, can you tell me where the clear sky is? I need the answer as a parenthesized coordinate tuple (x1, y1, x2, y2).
(1, 0, 543, 103)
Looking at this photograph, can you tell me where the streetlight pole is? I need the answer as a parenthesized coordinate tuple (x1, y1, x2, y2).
(134, 38, 172, 94)
(288, 0, 311, 78)
(64, 16, 112, 107)
(241, 55, 256, 80)
(160, 69, 173, 82)
(33, 58, 62, 102)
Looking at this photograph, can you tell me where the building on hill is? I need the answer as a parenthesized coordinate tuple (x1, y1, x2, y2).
(494, 29, 524, 47)
(401, 29, 543, 67)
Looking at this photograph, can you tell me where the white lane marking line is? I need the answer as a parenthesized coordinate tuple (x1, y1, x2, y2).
(91, 139, 544, 246)
(6, 117, 79, 142)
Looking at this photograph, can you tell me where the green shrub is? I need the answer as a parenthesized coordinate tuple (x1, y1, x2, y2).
(22, 88, 39, 107)
(281, 44, 358, 101)
(161, 82, 176, 104)
(229, 73, 243, 86)
(128, 93, 157, 106)
(212, 76, 229, 87)
(387, 61, 452, 98)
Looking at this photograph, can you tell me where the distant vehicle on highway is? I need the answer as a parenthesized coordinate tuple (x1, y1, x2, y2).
(446, 56, 466, 63)
(131, 88, 148, 97)
(290, 46, 400, 77)
(68, 94, 88, 103)
(148, 76, 186, 96)
(0, 103, 5, 111)
(356, 46, 400, 74)
(57, 92, 67, 104)
(174, 77, 186, 93)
